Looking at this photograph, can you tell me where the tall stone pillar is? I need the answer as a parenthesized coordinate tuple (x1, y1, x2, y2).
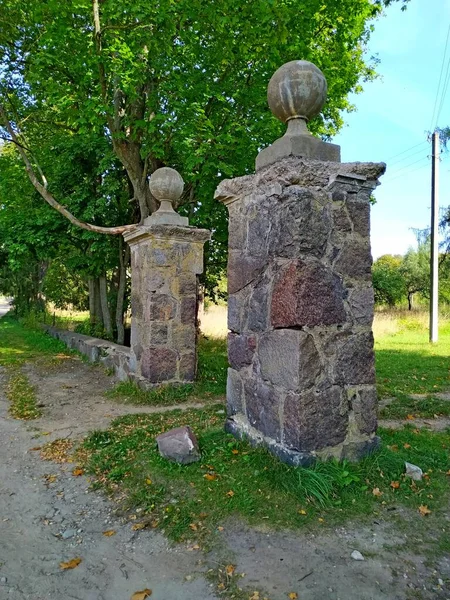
(215, 61, 385, 465)
(124, 168, 210, 385)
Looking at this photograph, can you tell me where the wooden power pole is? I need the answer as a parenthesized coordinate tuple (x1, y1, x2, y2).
(430, 131, 440, 343)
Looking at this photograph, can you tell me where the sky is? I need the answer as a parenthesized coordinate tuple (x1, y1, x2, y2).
(333, 0, 450, 259)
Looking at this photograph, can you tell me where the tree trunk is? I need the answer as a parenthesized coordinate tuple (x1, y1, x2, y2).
(99, 275, 113, 338)
(115, 239, 130, 345)
(408, 292, 413, 311)
(88, 278, 96, 325)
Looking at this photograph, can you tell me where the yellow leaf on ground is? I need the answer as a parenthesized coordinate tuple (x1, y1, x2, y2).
(390, 481, 400, 489)
(372, 487, 383, 497)
(226, 564, 236, 575)
(406, 415, 415, 421)
(189, 523, 198, 531)
(72, 468, 84, 477)
(298, 509, 307, 515)
(60, 557, 82, 570)
(199, 512, 208, 519)
(249, 592, 260, 600)
(217, 526, 224, 532)
(418, 505, 432, 516)
(232, 449, 239, 455)
(131, 589, 152, 600)
(145, 478, 152, 485)
(204, 473, 217, 481)
(132, 523, 146, 531)
(403, 443, 411, 449)
(226, 490, 234, 497)
(44, 474, 58, 483)
(288, 593, 298, 599)
(217, 583, 225, 590)
(103, 530, 116, 537)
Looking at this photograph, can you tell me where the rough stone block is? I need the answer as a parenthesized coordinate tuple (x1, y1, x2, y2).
(227, 368, 243, 416)
(149, 294, 177, 321)
(172, 324, 196, 348)
(334, 239, 372, 281)
(180, 296, 197, 324)
(332, 203, 352, 233)
(228, 333, 256, 369)
(244, 378, 281, 442)
(271, 259, 346, 328)
(259, 329, 320, 391)
(228, 252, 265, 294)
(348, 387, 378, 435)
(347, 201, 370, 237)
(150, 323, 168, 345)
(335, 332, 375, 385)
(156, 426, 200, 464)
(283, 386, 348, 452)
(179, 273, 198, 296)
(141, 347, 177, 382)
(268, 187, 330, 258)
(348, 287, 374, 325)
(247, 280, 270, 332)
(179, 352, 196, 381)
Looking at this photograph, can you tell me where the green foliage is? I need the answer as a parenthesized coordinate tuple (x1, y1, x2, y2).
(372, 254, 405, 306)
(0, 0, 409, 302)
(400, 244, 430, 308)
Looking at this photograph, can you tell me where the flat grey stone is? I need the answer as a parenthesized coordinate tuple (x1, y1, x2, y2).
(156, 426, 200, 465)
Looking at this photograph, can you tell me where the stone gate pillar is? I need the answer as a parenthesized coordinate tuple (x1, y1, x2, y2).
(124, 168, 210, 385)
(215, 61, 385, 464)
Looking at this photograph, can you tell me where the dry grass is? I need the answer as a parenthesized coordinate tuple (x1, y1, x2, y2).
(373, 309, 430, 340)
(200, 303, 228, 338)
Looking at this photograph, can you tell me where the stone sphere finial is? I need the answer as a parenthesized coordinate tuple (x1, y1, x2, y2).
(267, 60, 327, 124)
(149, 167, 184, 204)
(147, 167, 188, 226)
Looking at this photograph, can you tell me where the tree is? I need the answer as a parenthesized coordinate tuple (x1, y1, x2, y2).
(0, 0, 411, 318)
(372, 254, 405, 307)
(400, 245, 430, 310)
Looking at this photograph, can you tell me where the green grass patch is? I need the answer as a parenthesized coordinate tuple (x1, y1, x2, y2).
(375, 319, 450, 398)
(6, 369, 41, 420)
(108, 336, 227, 406)
(0, 315, 69, 367)
(80, 405, 450, 545)
(380, 392, 450, 420)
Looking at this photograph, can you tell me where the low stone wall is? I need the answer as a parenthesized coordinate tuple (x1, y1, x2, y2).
(44, 326, 134, 382)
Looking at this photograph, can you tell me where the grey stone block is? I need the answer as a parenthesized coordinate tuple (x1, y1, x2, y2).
(156, 426, 200, 464)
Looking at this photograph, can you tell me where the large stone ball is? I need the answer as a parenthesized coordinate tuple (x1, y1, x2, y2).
(149, 167, 184, 202)
(267, 60, 327, 123)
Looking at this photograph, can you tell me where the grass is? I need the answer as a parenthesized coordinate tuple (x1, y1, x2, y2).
(108, 336, 227, 406)
(0, 315, 71, 419)
(375, 311, 450, 419)
(80, 404, 450, 546)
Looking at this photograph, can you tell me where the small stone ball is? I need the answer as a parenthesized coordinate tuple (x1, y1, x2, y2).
(267, 60, 327, 123)
(149, 167, 184, 202)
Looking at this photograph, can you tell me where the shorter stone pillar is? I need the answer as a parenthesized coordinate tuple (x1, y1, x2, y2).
(124, 168, 210, 384)
(215, 61, 385, 465)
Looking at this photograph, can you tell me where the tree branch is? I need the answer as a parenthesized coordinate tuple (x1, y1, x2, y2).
(0, 104, 136, 236)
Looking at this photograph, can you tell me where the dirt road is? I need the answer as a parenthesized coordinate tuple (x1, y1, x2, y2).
(0, 336, 448, 598)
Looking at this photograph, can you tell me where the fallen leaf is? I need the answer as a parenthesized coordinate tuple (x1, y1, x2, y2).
(372, 487, 383, 497)
(446, 470, 450, 476)
(403, 443, 411, 449)
(389, 444, 399, 452)
(249, 593, 260, 600)
(29, 446, 41, 451)
(204, 473, 217, 481)
(72, 468, 84, 477)
(131, 589, 152, 600)
(288, 594, 298, 600)
(231, 449, 239, 455)
(150, 520, 159, 528)
(418, 505, 432, 516)
(189, 523, 198, 531)
(318, 518, 324, 523)
(217, 582, 225, 590)
(226, 490, 234, 497)
(132, 523, 146, 531)
(226, 564, 236, 576)
(199, 512, 208, 519)
(298, 509, 307, 515)
(217, 526, 224, 532)
(44, 474, 58, 483)
(145, 478, 152, 485)
(406, 415, 415, 421)
(103, 530, 116, 537)
(390, 481, 400, 489)
(60, 557, 82, 570)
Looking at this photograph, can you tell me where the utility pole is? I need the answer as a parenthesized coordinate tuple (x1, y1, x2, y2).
(430, 131, 439, 343)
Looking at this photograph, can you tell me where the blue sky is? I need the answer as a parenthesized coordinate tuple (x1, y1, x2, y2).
(333, 1, 450, 259)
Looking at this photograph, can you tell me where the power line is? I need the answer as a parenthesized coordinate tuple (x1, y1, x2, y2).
(384, 158, 430, 183)
(430, 24, 450, 131)
(435, 53, 450, 127)
(389, 145, 429, 167)
(386, 140, 428, 162)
